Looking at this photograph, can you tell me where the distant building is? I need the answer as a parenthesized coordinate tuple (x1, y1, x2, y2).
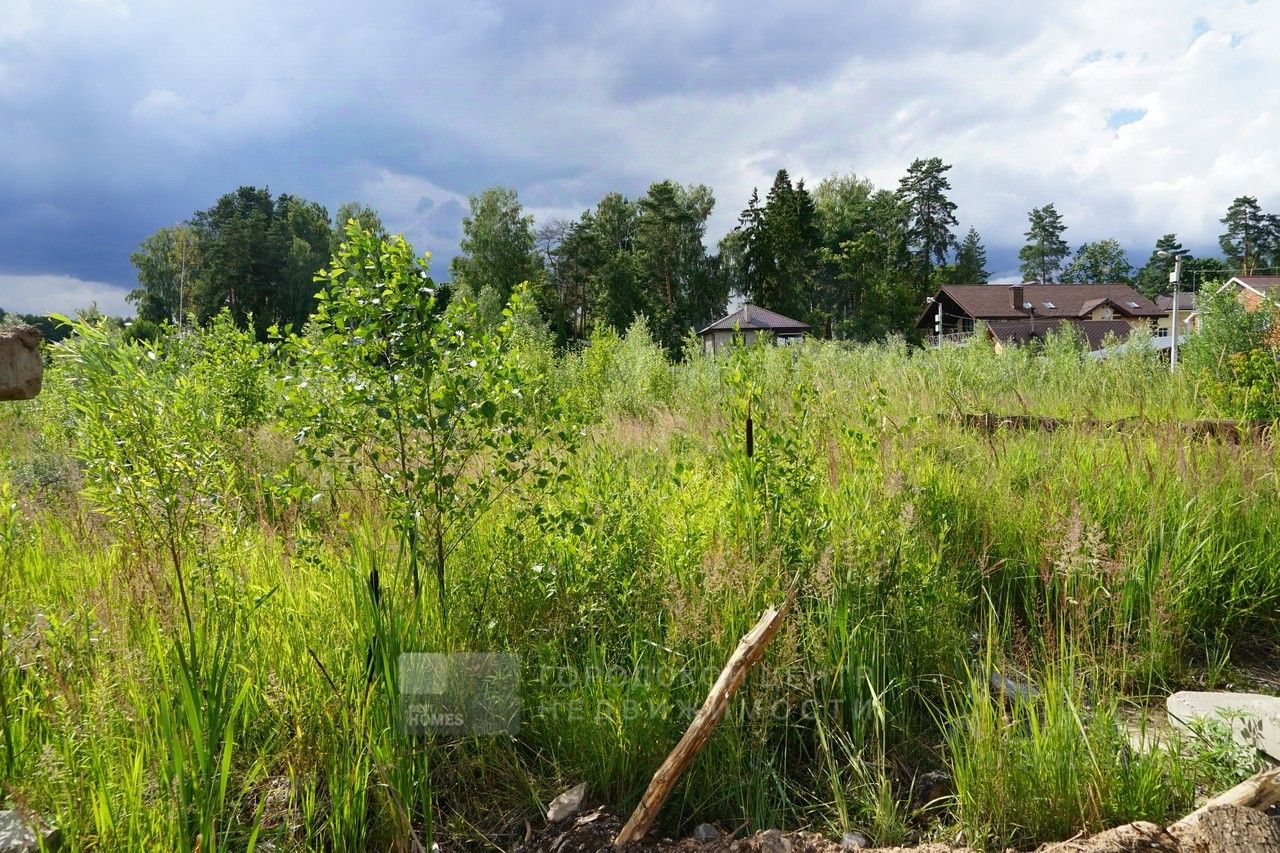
(1218, 276, 1280, 312)
(1154, 291, 1201, 338)
(917, 283, 1165, 350)
(698, 304, 810, 355)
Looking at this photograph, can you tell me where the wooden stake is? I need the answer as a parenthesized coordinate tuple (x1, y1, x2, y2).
(615, 588, 796, 846)
(1172, 766, 1280, 827)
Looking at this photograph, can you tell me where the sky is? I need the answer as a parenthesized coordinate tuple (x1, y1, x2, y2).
(1, 0, 1277, 316)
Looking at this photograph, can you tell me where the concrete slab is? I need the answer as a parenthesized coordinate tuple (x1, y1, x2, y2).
(1166, 690, 1280, 762)
(0, 810, 60, 852)
(0, 326, 43, 401)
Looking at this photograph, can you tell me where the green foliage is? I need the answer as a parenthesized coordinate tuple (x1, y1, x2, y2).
(6, 295, 1280, 851)
(450, 186, 545, 327)
(737, 170, 820, 321)
(128, 223, 202, 325)
(1060, 238, 1132, 284)
(1019, 204, 1070, 283)
(952, 227, 990, 283)
(948, 660, 1195, 850)
(1182, 287, 1280, 418)
(292, 222, 571, 618)
(896, 156, 958, 272)
(1219, 195, 1278, 275)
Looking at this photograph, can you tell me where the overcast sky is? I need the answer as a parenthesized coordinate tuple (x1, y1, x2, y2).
(1, 0, 1277, 316)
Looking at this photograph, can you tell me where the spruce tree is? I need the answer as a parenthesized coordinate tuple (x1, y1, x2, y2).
(1018, 204, 1070, 283)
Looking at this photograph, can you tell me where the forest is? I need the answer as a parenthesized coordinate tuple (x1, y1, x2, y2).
(103, 160, 1280, 352)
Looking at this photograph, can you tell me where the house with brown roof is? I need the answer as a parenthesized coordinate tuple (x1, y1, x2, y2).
(698, 304, 810, 355)
(1218, 276, 1280, 312)
(917, 283, 1165, 351)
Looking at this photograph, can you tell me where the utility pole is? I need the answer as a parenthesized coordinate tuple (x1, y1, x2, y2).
(1158, 247, 1189, 371)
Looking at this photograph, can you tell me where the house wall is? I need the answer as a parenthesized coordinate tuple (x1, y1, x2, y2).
(1239, 289, 1265, 312)
(702, 329, 804, 354)
(703, 329, 760, 354)
(1230, 285, 1280, 346)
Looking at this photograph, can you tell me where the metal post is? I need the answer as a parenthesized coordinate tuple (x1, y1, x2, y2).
(1170, 255, 1182, 371)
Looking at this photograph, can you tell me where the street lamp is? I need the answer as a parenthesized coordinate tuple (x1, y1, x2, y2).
(1157, 247, 1189, 370)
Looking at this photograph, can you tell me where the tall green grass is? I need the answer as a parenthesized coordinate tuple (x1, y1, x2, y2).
(0, 321, 1275, 850)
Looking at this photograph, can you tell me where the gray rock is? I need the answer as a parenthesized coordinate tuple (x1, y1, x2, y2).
(1167, 690, 1280, 761)
(757, 828, 792, 853)
(913, 770, 951, 807)
(0, 326, 43, 402)
(990, 670, 1040, 703)
(692, 823, 721, 842)
(546, 782, 587, 822)
(840, 830, 871, 849)
(0, 811, 60, 853)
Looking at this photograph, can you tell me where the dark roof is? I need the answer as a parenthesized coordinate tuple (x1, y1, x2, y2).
(985, 318, 1136, 352)
(698, 304, 810, 335)
(916, 283, 1163, 328)
(1155, 292, 1199, 312)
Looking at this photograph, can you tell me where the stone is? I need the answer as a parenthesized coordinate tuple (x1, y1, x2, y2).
(756, 829, 792, 853)
(692, 823, 721, 842)
(1167, 690, 1280, 761)
(546, 782, 587, 822)
(839, 829, 871, 849)
(990, 670, 1040, 703)
(1038, 820, 1178, 852)
(1169, 803, 1280, 852)
(0, 810, 60, 853)
(0, 326, 42, 401)
(913, 770, 952, 808)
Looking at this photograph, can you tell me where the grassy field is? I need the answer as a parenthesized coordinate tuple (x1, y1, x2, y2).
(1, 308, 1277, 851)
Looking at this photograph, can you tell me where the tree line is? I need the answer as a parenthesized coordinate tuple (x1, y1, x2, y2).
(126, 171, 1280, 349)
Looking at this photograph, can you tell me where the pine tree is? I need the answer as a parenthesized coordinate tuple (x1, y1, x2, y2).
(1018, 204, 1070, 283)
(1219, 195, 1275, 275)
(896, 157, 959, 272)
(1134, 234, 1184, 298)
(953, 227, 989, 283)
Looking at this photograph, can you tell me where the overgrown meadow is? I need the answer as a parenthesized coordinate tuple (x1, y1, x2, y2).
(2, 231, 1278, 852)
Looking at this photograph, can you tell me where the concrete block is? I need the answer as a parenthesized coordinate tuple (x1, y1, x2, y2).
(1167, 690, 1280, 761)
(0, 326, 42, 401)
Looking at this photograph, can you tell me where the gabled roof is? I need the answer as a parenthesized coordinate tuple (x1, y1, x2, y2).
(985, 318, 1135, 352)
(1222, 276, 1280, 300)
(698, 304, 810, 335)
(916, 283, 1162, 328)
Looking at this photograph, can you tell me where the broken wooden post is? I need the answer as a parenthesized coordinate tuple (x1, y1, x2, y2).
(1172, 766, 1280, 826)
(615, 587, 796, 846)
(0, 326, 43, 401)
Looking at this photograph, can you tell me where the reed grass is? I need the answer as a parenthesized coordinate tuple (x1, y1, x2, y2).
(0, 325, 1275, 850)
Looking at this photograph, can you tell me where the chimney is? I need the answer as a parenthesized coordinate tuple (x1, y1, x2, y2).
(1010, 284, 1025, 312)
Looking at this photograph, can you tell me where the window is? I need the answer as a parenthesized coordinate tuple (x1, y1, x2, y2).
(1042, 301, 1056, 309)
(1126, 300, 1140, 309)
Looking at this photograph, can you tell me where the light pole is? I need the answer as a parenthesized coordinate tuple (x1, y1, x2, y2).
(1158, 247, 1189, 370)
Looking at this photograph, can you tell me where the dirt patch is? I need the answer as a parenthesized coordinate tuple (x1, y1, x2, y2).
(507, 804, 1280, 853)
(510, 806, 968, 852)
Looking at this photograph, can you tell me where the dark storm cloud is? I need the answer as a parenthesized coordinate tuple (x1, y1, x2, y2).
(0, 0, 1275, 315)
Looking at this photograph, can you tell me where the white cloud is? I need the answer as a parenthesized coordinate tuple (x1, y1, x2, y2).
(0, 274, 133, 317)
(1, 0, 1278, 285)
